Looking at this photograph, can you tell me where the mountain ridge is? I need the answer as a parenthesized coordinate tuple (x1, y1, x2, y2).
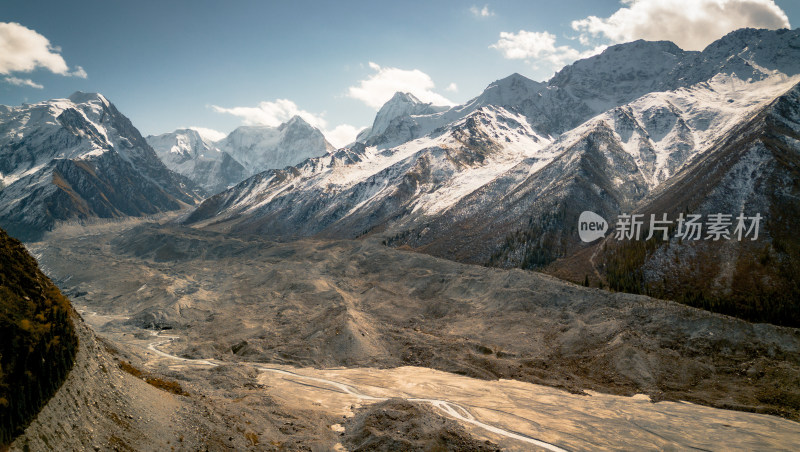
(0, 92, 204, 240)
(183, 28, 800, 325)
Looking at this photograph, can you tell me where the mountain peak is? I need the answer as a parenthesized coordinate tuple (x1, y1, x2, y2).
(487, 72, 543, 91)
(359, 92, 449, 146)
(472, 72, 544, 111)
(607, 39, 684, 54)
(496, 72, 534, 84)
(282, 115, 312, 129)
(172, 128, 204, 138)
(710, 27, 792, 49)
(68, 91, 109, 105)
(388, 92, 422, 104)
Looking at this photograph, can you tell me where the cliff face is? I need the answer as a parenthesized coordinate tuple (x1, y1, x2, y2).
(0, 228, 78, 446)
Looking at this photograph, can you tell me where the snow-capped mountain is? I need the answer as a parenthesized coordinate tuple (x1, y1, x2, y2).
(184, 28, 800, 322)
(356, 92, 449, 147)
(365, 28, 800, 150)
(0, 92, 204, 240)
(148, 117, 333, 195)
(186, 104, 551, 235)
(217, 116, 334, 174)
(403, 74, 800, 266)
(187, 29, 800, 231)
(146, 128, 246, 194)
(589, 80, 800, 325)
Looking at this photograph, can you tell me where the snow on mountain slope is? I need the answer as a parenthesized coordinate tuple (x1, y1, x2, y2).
(401, 74, 800, 267)
(587, 72, 800, 188)
(341, 43, 688, 152)
(187, 74, 800, 266)
(356, 28, 800, 152)
(185, 105, 552, 234)
(147, 129, 246, 194)
(0, 93, 117, 186)
(356, 92, 449, 147)
(185, 28, 800, 268)
(216, 116, 334, 175)
(586, 79, 800, 326)
(0, 92, 204, 240)
(149, 116, 335, 194)
(147, 128, 220, 165)
(677, 28, 800, 85)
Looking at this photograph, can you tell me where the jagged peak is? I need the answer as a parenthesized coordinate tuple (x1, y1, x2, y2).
(68, 91, 109, 105)
(169, 128, 204, 137)
(486, 73, 538, 90)
(494, 72, 535, 85)
(281, 115, 313, 130)
(552, 39, 686, 80)
(607, 39, 684, 54)
(707, 27, 798, 51)
(470, 72, 545, 109)
(388, 91, 422, 104)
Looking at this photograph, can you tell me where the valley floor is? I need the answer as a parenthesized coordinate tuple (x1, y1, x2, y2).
(100, 313, 800, 451)
(15, 216, 800, 450)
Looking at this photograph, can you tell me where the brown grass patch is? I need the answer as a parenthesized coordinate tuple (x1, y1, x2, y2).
(118, 361, 189, 396)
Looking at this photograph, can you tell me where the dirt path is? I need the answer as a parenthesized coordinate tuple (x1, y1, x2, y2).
(148, 332, 569, 451)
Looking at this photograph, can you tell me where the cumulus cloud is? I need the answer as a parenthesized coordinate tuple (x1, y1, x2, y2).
(211, 98, 326, 128)
(445, 82, 458, 92)
(68, 65, 88, 79)
(490, 30, 606, 68)
(3, 76, 43, 89)
(490, 0, 788, 75)
(325, 124, 363, 148)
(211, 98, 361, 148)
(0, 22, 86, 83)
(470, 5, 494, 18)
(348, 62, 454, 109)
(571, 0, 790, 51)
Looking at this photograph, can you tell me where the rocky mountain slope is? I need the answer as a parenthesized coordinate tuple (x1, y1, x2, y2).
(0, 93, 204, 241)
(3, 222, 346, 451)
(585, 79, 800, 326)
(186, 104, 552, 237)
(183, 28, 800, 326)
(408, 75, 799, 267)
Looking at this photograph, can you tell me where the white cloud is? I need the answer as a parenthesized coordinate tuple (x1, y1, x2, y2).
(470, 5, 494, 17)
(490, 30, 606, 68)
(68, 65, 88, 79)
(348, 62, 454, 109)
(445, 82, 458, 92)
(211, 98, 361, 149)
(490, 0, 789, 76)
(0, 22, 86, 83)
(571, 0, 790, 51)
(188, 126, 227, 142)
(211, 98, 326, 129)
(325, 124, 362, 148)
(3, 76, 43, 89)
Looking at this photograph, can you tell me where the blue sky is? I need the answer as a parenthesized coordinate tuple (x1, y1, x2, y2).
(1, 0, 798, 146)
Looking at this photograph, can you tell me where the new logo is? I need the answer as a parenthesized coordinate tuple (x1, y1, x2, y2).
(578, 211, 608, 243)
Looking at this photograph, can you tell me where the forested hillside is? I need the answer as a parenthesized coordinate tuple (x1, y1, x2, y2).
(0, 228, 78, 446)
